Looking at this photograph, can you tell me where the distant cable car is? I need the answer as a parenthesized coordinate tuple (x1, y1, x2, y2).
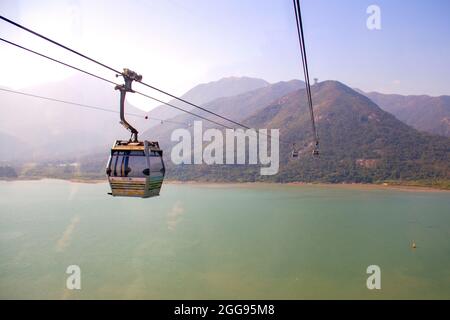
(106, 69, 165, 198)
(291, 142, 319, 158)
(312, 142, 319, 156)
(291, 143, 299, 158)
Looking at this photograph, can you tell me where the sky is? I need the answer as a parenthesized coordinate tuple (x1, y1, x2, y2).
(1, 0, 450, 111)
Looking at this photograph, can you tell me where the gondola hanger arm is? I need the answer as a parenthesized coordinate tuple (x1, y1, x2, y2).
(115, 68, 142, 142)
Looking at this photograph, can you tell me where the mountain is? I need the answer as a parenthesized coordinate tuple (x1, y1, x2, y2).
(146, 76, 269, 121)
(362, 91, 450, 137)
(163, 81, 450, 185)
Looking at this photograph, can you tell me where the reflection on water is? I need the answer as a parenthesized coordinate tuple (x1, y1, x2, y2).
(0, 180, 449, 299)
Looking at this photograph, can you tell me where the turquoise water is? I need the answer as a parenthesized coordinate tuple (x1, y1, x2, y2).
(0, 180, 449, 299)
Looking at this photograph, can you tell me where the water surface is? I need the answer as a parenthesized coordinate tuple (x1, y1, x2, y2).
(0, 180, 449, 299)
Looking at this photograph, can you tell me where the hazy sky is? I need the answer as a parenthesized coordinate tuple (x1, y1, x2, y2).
(1, 0, 449, 110)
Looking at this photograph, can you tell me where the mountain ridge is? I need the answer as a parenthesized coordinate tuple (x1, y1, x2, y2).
(146, 76, 270, 121)
(361, 90, 450, 137)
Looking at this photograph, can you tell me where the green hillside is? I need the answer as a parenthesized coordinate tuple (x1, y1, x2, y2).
(164, 81, 450, 186)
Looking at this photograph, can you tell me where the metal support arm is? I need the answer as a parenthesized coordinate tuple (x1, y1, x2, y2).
(115, 68, 142, 142)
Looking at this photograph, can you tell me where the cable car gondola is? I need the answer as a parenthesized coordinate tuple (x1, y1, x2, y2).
(106, 69, 165, 198)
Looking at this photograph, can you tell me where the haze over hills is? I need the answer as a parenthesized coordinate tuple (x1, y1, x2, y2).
(146, 76, 270, 121)
(0, 74, 148, 161)
(361, 91, 450, 137)
(0, 75, 270, 162)
(0, 131, 28, 162)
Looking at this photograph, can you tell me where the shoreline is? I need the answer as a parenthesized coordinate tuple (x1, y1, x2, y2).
(167, 180, 450, 193)
(1, 177, 449, 192)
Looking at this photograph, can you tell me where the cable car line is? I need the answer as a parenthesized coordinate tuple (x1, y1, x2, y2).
(0, 15, 256, 130)
(293, 0, 319, 156)
(1, 8, 322, 199)
(0, 36, 288, 144)
(135, 81, 250, 130)
(0, 37, 234, 130)
(0, 15, 121, 75)
(134, 88, 289, 143)
(0, 37, 117, 86)
(0, 87, 189, 125)
(129, 87, 287, 144)
(133, 89, 233, 130)
(0, 87, 141, 117)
